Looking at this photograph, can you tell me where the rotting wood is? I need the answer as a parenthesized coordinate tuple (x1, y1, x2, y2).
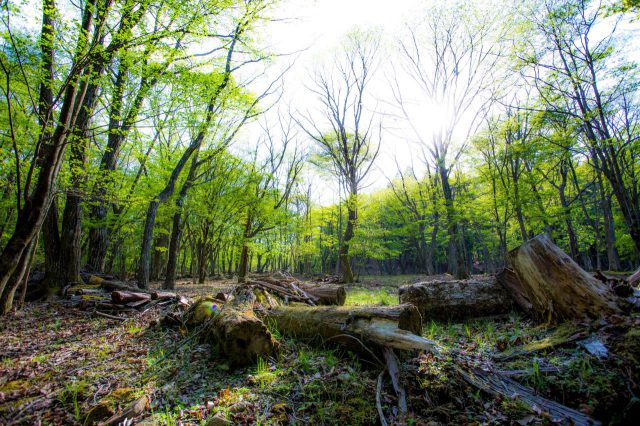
(187, 292, 278, 367)
(456, 366, 600, 426)
(506, 234, 621, 324)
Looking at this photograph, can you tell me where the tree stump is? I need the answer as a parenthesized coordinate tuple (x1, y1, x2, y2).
(506, 234, 621, 324)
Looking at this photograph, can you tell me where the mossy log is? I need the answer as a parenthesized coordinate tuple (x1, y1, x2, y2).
(262, 304, 437, 355)
(398, 277, 513, 321)
(189, 292, 278, 367)
(507, 234, 621, 324)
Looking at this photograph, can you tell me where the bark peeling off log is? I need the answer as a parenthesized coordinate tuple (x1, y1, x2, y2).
(399, 278, 513, 321)
(507, 234, 621, 324)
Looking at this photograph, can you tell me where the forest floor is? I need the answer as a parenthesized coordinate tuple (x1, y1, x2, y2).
(1, 276, 639, 425)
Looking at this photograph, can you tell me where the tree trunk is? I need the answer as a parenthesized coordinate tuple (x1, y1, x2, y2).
(399, 277, 513, 321)
(164, 211, 184, 290)
(438, 163, 469, 279)
(0, 238, 37, 313)
(42, 201, 64, 292)
(238, 244, 249, 283)
(137, 201, 159, 289)
(339, 194, 356, 283)
(601, 188, 621, 271)
(506, 234, 621, 324)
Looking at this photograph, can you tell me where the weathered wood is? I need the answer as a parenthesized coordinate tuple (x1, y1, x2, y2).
(111, 290, 151, 304)
(507, 234, 621, 323)
(496, 268, 533, 314)
(261, 304, 436, 355)
(299, 283, 346, 305)
(399, 277, 513, 321)
(456, 366, 600, 426)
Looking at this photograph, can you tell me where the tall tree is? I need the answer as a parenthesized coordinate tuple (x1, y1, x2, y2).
(298, 32, 381, 283)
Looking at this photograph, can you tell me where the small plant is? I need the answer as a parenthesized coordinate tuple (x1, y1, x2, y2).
(531, 359, 545, 390)
(297, 350, 313, 372)
(253, 357, 277, 388)
(62, 379, 90, 421)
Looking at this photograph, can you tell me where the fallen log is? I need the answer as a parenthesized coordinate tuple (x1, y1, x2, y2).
(399, 277, 513, 321)
(260, 304, 437, 355)
(111, 291, 151, 304)
(151, 291, 176, 300)
(299, 283, 346, 306)
(506, 234, 621, 324)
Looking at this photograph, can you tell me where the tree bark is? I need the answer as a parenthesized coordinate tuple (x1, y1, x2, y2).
(339, 194, 356, 283)
(506, 234, 621, 324)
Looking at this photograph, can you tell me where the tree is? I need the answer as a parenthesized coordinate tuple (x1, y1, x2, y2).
(137, 0, 276, 288)
(392, 0, 507, 278)
(0, 0, 157, 313)
(298, 32, 381, 283)
(519, 0, 640, 254)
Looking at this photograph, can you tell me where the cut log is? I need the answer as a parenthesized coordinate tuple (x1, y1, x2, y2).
(111, 291, 151, 304)
(261, 304, 437, 355)
(506, 234, 621, 324)
(299, 283, 346, 306)
(188, 292, 278, 367)
(151, 291, 176, 300)
(399, 277, 513, 321)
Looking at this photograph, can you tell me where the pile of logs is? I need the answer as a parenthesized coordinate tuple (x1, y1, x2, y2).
(179, 278, 434, 366)
(64, 275, 188, 320)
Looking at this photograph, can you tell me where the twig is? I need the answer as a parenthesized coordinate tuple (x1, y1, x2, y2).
(376, 370, 389, 426)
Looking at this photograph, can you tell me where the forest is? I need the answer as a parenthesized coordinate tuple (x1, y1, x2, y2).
(1, 0, 640, 425)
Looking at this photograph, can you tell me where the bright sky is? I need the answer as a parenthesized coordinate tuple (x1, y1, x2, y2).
(236, 0, 429, 206)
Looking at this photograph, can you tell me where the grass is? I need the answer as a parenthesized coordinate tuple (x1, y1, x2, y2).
(345, 287, 397, 305)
